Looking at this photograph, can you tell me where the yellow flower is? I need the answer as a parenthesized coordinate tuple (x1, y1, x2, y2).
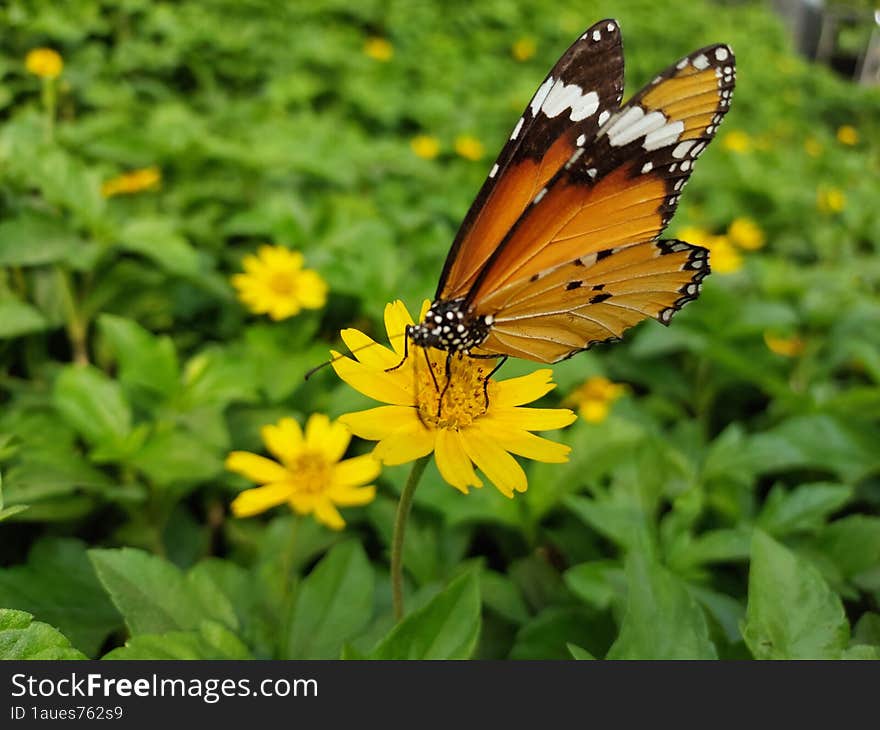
(410, 135, 440, 160)
(817, 188, 846, 214)
(704, 236, 742, 274)
(727, 217, 765, 251)
(231, 245, 327, 321)
(836, 125, 858, 146)
(226, 415, 378, 530)
(764, 332, 805, 358)
(722, 130, 751, 154)
(454, 135, 485, 161)
(364, 37, 393, 61)
(804, 137, 822, 158)
(565, 376, 627, 423)
(100, 166, 161, 197)
(677, 226, 714, 249)
(25, 48, 63, 79)
(332, 301, 576, 498)
(512, 37, 537, 61)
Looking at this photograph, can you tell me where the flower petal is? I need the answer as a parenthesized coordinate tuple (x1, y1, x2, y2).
(289, 491, 317, 515)
(295, 269, 328, 309)
(332, 352, 414, 406)
(313, 499, 346, 530)
(260, 418, 304, 465)
(473, 419, 571, 463)
(339, 405, 420, 440)
(580, 401, 610, 423)
(327, 484, 377, 507)
(332, 454, 382, 488)
(231, 482, 293, 517)
(225, 451, 292, 484)
(383, 300, 415, 356)
(339, 328, 400, 370)
(373, 423, 436, 466)
(492, 369, 557, 407)
(488, 406, 577, 432)
(460, 429, 527, 498)
(434, 429, 482, 493)
(305, 413, 350, 463)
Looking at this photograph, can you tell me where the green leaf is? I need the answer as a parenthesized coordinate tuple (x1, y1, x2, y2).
(88, 548, 236, 636)
(118, 218, 202, 277)
(0, 608, 87, 659)
(53, 365, 132, 448)
(607, 553, 717, 659)
(757, 482, 853, 536)
(567, 643, 596, 660)
(103, 622, 250, 660)
(511, 607, 616, 660)
(0, 538, 121, 657)
(98, 314, 179, 398)
(818, 516, 880, 585)
(284, 541, 374, 659)
(370, 570, 480, 659)
(564, 561, 624, 612)
(0, 212, 83, 266)
(0, 299, 49, 339)
(129, 427, 223, 487)
(742, 530, 849, 659)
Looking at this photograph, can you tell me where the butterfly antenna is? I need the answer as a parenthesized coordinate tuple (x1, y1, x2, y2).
(303, 331, 408, 381)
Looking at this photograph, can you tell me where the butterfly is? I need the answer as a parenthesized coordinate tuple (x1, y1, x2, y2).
(406, 18, 735, 369)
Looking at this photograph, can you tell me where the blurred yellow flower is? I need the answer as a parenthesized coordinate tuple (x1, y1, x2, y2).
(512, 37, 537, 61)
(804, 137, 822, 158)
(677, 226, 714, 248)
(722, 130, 751, 153)
(763, 332, 805, 357)
(817, 188, 846, 214)
(455, 135, 485, 161)
(565, 376, 626, 423)
(364, 37, 393, 61)
(410, 134, 440, 160)
(727, 217, 765, 251)
(836, 125, 858, 146)
(704, 236, 742, 274)
(231, 245, 327, 321)
(25, 48, 63, 79)
(226, 415, 378, 530)
(100, 167, 161, 197)
(332, 300, 576, 498)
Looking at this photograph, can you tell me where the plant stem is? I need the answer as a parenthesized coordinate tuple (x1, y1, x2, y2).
(391, 454, 430, 622)
(55, 266, 89, 365)
(42, 78, 56, 142)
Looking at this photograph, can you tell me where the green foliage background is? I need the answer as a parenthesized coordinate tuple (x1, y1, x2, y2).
(0, 0, 879, 660)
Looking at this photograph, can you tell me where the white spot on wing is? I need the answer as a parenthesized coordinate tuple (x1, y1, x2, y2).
(576, 134, 586, 147)
(715, 47, 729, 61)
(644, 120, 684, 150)
(541, 80, 598, 121)
(672, 140, 695, 159)
(692, 54, 709, 70)
(606, 22, 615, 32)
(607, 106, 667, 147)
(676, 58, 688, 69)
(530, 77, 555, 116)
(592, 29, 601, 42)
(510, 117, 525, 140)
(489, 163, 499, 178)
(533, 187, 548, 204)
(598, 109, 610, 126)
(641, 161, 653, 173)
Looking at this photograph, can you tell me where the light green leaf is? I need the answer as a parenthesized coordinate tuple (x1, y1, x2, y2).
(0, 212, 83, 266)
(567, 643, 596, 660)
(0, 299, 49, 339)
(818, 516, 880, 585)
(0, 538, 121, 656)
(757, 482, 853, 536)
(607, 553, 717, 659)
(98, 314, 179, 398)
(129, 428, 223, 487)
(742, 530, 849, 659)
(370, 570, 480, 659)
(103, 622, 250, 660)
(0, 608, 87, 659)
(284, 541, 374, 659)
(53, 365, 132, 448)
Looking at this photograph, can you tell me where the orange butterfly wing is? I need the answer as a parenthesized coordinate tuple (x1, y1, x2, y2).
(437, 19, 625, 300)
(467, 44, 735, 363)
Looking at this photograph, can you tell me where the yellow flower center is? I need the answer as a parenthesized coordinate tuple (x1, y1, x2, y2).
(269, 271, 297, 297)
(290, 451, 331, 494)
(414, 352, 495, 430)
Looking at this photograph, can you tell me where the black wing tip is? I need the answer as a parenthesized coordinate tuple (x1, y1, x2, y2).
(578, 18, 621, 41)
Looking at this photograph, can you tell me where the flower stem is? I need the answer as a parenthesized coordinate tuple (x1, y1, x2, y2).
(391, 455, 430, 621)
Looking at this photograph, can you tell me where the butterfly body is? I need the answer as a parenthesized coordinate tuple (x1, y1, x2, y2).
(406, 19, 734, 366)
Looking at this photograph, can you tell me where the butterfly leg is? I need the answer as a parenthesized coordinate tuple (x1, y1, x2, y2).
(435, 352, 455, 418)
(384, 325, 411, 373)
(467, 354, 508, 409)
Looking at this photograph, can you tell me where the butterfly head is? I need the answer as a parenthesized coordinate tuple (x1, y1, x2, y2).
(409, 298, 493, 354)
